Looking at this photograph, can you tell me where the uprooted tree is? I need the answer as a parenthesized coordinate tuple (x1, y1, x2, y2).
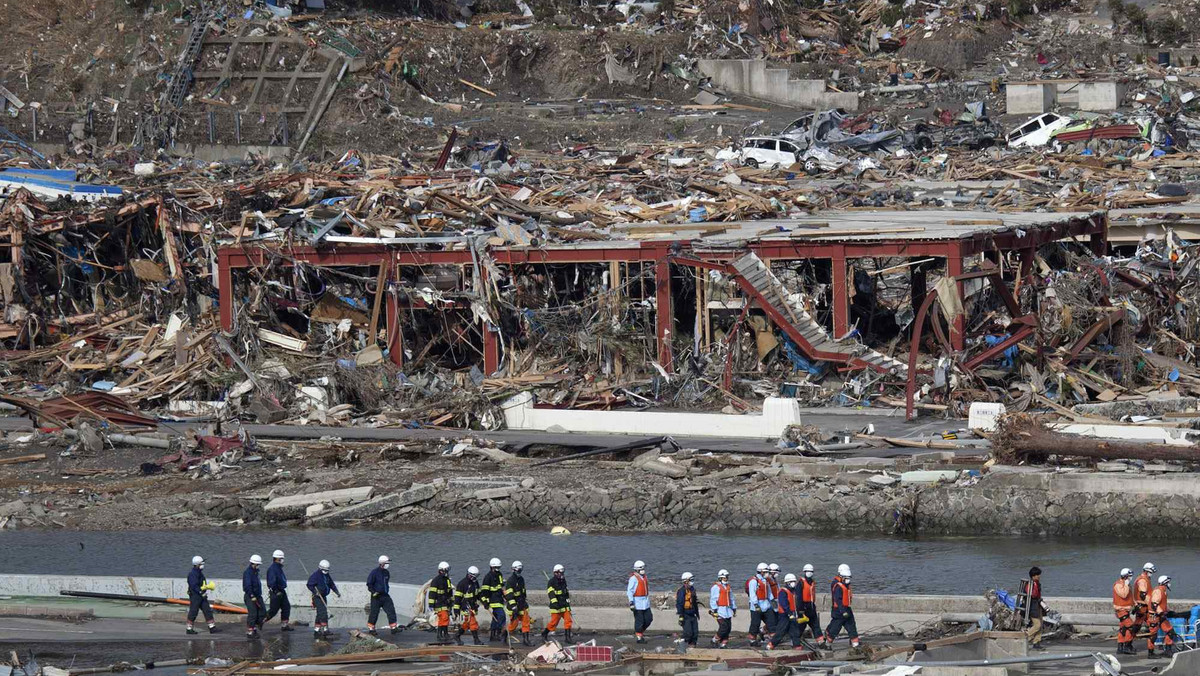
(992, 413, 1200, 464)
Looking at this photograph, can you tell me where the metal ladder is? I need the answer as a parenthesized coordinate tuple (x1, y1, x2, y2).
(163, 12, 212, 108)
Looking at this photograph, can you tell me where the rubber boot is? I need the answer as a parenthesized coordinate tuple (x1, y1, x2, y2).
(565, 629, 573, 644)
(523, 631, 532, 646)
(391, 625, 401, 635)
(186, 627, 198, 635)
(455, 628, 465, 645)
(542, 628, 550, 643)
(473, 630, 484, 645)
(209, 625, 220, 634)
(282, 622, 293, 632)
(368, 627, 378, 636)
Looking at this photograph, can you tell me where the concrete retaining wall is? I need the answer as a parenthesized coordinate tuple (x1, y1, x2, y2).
(697, 60, 859, 111)
(403, 465, 1200, 538)
(1006, 81, 1126, 114)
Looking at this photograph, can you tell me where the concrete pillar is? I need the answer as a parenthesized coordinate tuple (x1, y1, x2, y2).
(831, 249, 849, 338)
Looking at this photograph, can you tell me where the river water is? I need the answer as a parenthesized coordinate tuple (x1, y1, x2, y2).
(0, 528, 1193, 597)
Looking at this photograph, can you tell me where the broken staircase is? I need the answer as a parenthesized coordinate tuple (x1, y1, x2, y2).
(730, 253, 907, 375)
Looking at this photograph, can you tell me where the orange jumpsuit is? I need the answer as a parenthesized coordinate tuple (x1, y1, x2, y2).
(1112, 577, 1134, 648)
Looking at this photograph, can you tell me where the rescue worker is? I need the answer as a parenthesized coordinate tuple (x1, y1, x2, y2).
(243, 554, 265, 640)
(746, 563, 774, 646)
(709, 569, 736, 648)
(263, 550, 292, 632)
(1134, 562, 1156, 648)
(1026, 566, 1046, 651)
(306, 559, 340, 638)
(767, 573, 806, 650)
(675, 572, 700, 647)
(823, 564, 859, 649)
(627, 560, 652, 643)
(1112, 568, 1135, 655)
(766, 563, 782, 633)
(505, 561, 533, 645)
(428, 562, 454, 643)
(544, 564, 573, 644)
(453, 565, 483, 645)
(480, 558, 507, 642)
(1148, 575, 1181, 659)
(799, 564, 825, 648)
(185, 555, 219, 635)
(367, 555, 400, 635)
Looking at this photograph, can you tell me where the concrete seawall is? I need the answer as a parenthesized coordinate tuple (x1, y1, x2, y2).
(0, 575, 1162, 633)
(334, 465, 1200, 538)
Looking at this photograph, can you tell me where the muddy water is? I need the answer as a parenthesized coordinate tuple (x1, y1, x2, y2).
(0, 528, 1193, 597)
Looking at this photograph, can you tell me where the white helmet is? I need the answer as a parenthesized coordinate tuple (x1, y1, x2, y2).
(681, 572, 694, 581)
(838, 564, 852, 578)
(379, 555, 390, 565)
(1120, 568, 1132, 578)
(769, 563, 780, 573)
(634, 560, 645, 571)
(273, 550, 285, 560)
(1159, 575, 1172, 587)
(784, 573, 797, 584)
(512, 561, 523, 571)
(553, 564, 565, 573)
(756, 563, 768, 573)
(250, 554, 263, 566)
(468, 566, 480, 575)
(192, 556, 204, 566)
(803, 564, 814, 574)
(1144, 562, 1157, 573)
(438, 561, 450, 572)
(319, 560, 331, 571)
(489, 557, 502, 568)
(718, 569, 729, 578)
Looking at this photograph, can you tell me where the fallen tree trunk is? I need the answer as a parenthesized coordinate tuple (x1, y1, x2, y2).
(994, 414, 1200, 462)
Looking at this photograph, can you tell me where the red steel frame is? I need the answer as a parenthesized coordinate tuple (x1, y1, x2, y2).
(216, 214, 1107, 376)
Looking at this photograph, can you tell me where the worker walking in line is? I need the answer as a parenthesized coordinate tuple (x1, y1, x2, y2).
(263, 550, 292, 632)
(505, 561, 533, 645)
(544, 564, 573, 644)
(1025, 566, 1046, 651)
(799, 564, 825, 648)
(767, 573, 806, 650)
(709, 569, 736, 648)
(306, 559, 340, 639)
(1148, 575, 1181, 659)
(1112, 568, 1135, 655)
(627, 560, 653, 643)
(481, 558, 507, 642)
(766, 564, 782, 633)
(367, 555, 400, 635)
(243, 554, 265, 640)
(453, 565, 483, 645)
(676, 572, 700, 647)
(1134, 562, 1156, 647)
(185, 555, 219, 635)
(823, 564, 860, 650)
(428, 562, 454, 643)
(746, 563, 773, 646)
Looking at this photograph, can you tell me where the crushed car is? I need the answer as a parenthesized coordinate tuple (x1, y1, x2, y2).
(1006, 113, 1073, 148)
(738, 136, 848, 174)
(780, 109, 902, 152)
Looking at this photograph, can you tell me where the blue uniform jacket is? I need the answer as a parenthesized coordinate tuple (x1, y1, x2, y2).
(307, 570, 339, 597)
(187, 567, 206, 597)
(367, 566, 390, 596)
(676, 584, 700, 617)
(243, 565, 263, 597)
(267, 562, 287, 591)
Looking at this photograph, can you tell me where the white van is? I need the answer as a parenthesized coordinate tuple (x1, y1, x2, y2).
(740, 136, 803, 168)
(1006, 113, 1073, 148)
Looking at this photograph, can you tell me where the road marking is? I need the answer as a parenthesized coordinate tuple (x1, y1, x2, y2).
(0, 627, 95, 634)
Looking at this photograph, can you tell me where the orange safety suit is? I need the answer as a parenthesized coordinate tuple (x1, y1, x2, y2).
(1112, 577, 1134, 647)
(1134, 572, 1152, 636)
(1148, 584, 1177, 652)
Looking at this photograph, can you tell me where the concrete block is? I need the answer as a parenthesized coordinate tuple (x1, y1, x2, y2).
(0, 500, 27, 517)
(772, 454, 822, 465)
(474, 486, 518, 500)
(1007, 82, 1056, 115)
(1078, 81, 1127, 111)
(911, 451, 955, 463)
(641, 460, 688, 478)
(309, 481, 440, 523)
(900, 470, 958, 485)
(264, 486, 374, 512)
(780, 463, 838, 478)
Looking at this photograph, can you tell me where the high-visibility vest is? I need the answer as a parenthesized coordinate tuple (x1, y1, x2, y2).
(831, 577, 852, 610)
(779, 587, 796, 615)
(750, 576, 768, 601)
(716, 582, 732, 608)
(800, 578, 816, 603)
(632, 573, 648, 597)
